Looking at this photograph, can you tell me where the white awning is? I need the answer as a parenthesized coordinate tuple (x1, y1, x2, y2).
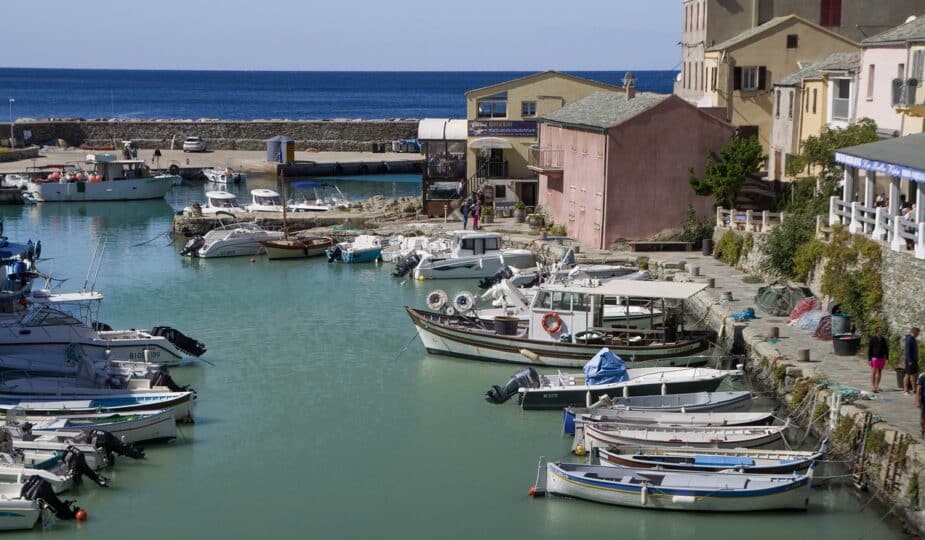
(541, 280, 707, 300)
(417, 119, 468, 141)
(469, 137, 513, 150)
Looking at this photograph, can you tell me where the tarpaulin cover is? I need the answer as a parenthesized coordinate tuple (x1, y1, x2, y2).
(583, 348, 630, 386)
(796, 310, 827, 331)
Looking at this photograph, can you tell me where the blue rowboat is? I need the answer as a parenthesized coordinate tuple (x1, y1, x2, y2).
(543, 460, 813, 511)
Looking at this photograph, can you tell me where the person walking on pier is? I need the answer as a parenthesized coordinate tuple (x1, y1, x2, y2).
(152, 148, 162, 168)
(867, 327, 888, 393)
(460, 199, 471, 230)
(471, 201, 481, 230)
(904, 327, 920, 394)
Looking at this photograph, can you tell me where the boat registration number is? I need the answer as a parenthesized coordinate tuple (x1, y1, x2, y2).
(128, 351, 161, 360)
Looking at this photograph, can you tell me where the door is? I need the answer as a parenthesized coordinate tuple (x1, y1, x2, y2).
(521, 182, 538, 207)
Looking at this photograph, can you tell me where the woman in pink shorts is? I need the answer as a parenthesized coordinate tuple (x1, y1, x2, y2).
(867, 327, 888, 393)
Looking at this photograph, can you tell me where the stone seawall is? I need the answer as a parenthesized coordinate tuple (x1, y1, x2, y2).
(4, 120, 419, 152)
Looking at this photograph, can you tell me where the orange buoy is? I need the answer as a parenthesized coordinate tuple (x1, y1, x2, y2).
(75, 509, 88, 521)
(528, 485, 536, 497)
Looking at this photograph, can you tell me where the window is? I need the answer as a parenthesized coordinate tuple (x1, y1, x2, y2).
(786, 34, 799, 48)
(683, 62, 688, 89)
(742, 67, 760, 90)
(805, 89, 810, 112)
(867, 65, 875, 100)
(775, 90, 781, 118)
(477, 100, 507, 118)
(832, 79, 851, 120)
(812, 88, 818, 114)
(913, 50, 925, 81)
(733, 66, 766, 91)
(521, 101, 537, 117)
(787, 91, 794, 119)
(711, 67, 717, 91)
(493, 184, 506, 199)
(485, 237, 500, 251)
(820, 0, 842, 27)
(899, 63, 906, 79)
(696, 2, 700, 31)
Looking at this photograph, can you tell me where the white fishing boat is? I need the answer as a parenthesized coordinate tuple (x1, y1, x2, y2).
(582, 419, 790, 449)
(10, 408, 177, 444)
(286, 181, 349, 212)
(244, 188, 285, 212)
(193, 191, 246, 216)
(574, 410, 776, 427)
(181, 222, 284, 258)
(413, 231, 536, 280)
(0, 391, 195, 421)
(25, 154, 177, 202)
(541, 459, 813, 512)
(202, 167, 244, 184)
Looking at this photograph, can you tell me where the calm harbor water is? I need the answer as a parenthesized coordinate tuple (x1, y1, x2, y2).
(0, 181, 910, 539)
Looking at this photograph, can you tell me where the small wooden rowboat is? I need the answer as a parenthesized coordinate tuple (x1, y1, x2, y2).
(541, 459, 813, 512)
(262, 236, 333, 260)
(572, 410, 776, 429)
(594, 439, 827, 474)
(582, 419, 790, 449)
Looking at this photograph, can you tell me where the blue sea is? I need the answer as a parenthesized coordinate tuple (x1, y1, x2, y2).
(0, 69, 677, 120)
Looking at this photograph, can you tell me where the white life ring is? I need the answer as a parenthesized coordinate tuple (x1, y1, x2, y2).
(426, 289, 448, 311)
(453, 291, 476, 313)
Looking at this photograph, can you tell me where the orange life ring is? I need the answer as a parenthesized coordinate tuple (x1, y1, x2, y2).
(541, 312, 562, 334)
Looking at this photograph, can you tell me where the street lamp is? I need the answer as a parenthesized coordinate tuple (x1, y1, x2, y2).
(7, 98, 13, 150)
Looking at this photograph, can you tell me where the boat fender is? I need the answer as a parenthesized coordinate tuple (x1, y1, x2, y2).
(574, 444, 587, 457)
(452, 291, 476, 313)
(541, 312, 562, 334)
(168, 164, 181, 175)
(445, 307, 456, 316)
(20, 476, 81, 520)
(485, 367, 541, 404)
(426, 290, 448, 311)
(641, 483, 648, 506)
(519, 348, 540, 361)
(671, 495, 697, 505)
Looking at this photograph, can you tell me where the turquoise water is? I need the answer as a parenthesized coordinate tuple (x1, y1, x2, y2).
(1, 183, 911, 539)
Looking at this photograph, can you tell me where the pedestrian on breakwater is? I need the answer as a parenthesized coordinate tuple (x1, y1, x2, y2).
(904, 327, 920, 394)
(471, 201, 481, 230)
(460, 199, 471, 230)
(152, 148, 162, 167)
(867, 327, 888, 393)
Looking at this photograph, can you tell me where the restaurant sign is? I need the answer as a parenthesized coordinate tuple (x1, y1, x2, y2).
(468, 121, 537, 138)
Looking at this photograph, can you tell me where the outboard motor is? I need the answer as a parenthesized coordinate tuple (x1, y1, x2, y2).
(327, 245, 342, 263)
(62, 446, 108, 487)
(486, 367, 541, 404)
(150, 370, 191, 393)
(391, 253, 420, 278)
(478, 265, 514, 290)
(20, 476, 80, 520)
(180, 236, 205, 256)
(150, 326, 207, 357)
(86, 430, 145, 461)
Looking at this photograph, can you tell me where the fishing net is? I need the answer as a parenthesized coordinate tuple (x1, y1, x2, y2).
(789, 297, 819, 323)
(755, 283, 813, 317)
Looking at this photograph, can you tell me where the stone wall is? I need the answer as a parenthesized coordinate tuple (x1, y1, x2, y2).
(0, 146, 40, 163)
(881, 246, 925, 334)
(2, 120, 418, 152)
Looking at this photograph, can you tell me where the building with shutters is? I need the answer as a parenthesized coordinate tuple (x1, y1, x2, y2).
(532, 82, 735, 249)
(698, 15, 857, 151)
(677, 0, 925, 105)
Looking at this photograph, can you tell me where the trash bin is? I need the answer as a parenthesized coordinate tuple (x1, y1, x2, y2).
(831, 314, 851, 337)
(391, 140, 401, 153)
(833, 334, 861, 356)
(702, 238, 713, 256)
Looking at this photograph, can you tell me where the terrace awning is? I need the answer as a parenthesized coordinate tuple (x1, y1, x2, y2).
(468, 137, 513, 150)
(418, 119, 468, 141)
(835, 132, 925, 183)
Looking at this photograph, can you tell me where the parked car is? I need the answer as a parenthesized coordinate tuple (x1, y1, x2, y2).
(183, 137, 206, 152)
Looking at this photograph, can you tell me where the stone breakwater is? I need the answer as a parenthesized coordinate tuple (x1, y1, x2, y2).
(7, 120, 419, 152)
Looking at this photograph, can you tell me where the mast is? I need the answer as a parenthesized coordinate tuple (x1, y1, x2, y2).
(280, 170, 289, 239)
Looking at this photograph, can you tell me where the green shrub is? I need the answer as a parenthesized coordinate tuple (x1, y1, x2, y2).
(714, 230, 744, 266)
(772, 363, 790, 384)
(680, 203, 714, 244)
(812, 402, 829, 423)
(819, 227, 883, 334)
(742, 275, 763, 284)
(833, 416, 856, 447)
(793, 239, 825, 283)
(763, 212, 816, 278)
(865, 429, 887, 455)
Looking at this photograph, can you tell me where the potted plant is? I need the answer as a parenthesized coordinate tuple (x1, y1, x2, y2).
(527, 213, 545, 229)
(513, 200, 527, 223)
(481, 205, 494, 224)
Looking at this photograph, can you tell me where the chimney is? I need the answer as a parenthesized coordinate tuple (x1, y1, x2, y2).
(623, 71, 636, 100)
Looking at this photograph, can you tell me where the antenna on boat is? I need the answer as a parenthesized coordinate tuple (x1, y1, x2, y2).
(83, 238, 107, 292)
(279, 169, 289, 239)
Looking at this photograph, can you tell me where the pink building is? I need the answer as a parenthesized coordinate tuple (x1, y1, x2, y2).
(531, 89, 735, 249)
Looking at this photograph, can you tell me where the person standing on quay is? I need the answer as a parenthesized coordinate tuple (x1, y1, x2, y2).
(867, 327, 888, 393)
(904, 327, 921, 394)
(152, 148, 162, 168)
(471, 201, 481, 230)
(460, 199, 471, 230)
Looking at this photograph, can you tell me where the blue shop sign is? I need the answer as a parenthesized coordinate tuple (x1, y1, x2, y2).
(469, 121, 537, 137)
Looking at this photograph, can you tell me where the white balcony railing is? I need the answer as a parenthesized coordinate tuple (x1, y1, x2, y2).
(828, 195, 925, 259)
(715, 208, 786, 233)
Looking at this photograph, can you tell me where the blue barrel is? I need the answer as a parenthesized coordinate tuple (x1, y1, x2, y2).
(831, 314, 851, 337)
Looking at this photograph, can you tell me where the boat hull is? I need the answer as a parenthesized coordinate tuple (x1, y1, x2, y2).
(27, 177, 176, 202)
(32, 409, 178, 444)
(0, 392, 196, 422)
(414, 251, 536, 280)
(262, 239, 332, 260)
(545, 462, 812, 512)
(0, 501, 41, 530)
(583, 423, 787, 449)
(407, 307, 711, 369)
(596, 448, 819, 475)
(520, 376, 727, 410)
(0, 338, 184, 368)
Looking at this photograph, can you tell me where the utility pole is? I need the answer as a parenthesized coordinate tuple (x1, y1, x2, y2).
(7, 97, 14, 149)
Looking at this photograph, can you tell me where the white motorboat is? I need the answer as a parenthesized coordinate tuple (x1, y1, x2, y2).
(202, 167, 244, 184)
(9, 409, 177, 444)
(286, 181, 349, 212)
(181, 222, 284, 258)
(413, 231, 537, 280)
(244, 188, 285, 212)
(326, 235, 384, 263)
(25, 154, 177, 202)
(193, 191, 246, 216)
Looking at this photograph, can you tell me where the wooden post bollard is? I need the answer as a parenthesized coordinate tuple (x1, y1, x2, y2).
(768, 326, 780, 339)
(707, 278, 715, 288)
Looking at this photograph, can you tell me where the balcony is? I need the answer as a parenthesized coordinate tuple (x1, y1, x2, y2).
(424, 158, 466, 180)
(475, 160, 508, 180)
(892, 78, 925, 116)
(527, 146, 564, 174)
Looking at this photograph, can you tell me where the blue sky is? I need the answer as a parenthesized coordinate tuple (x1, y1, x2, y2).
(3, 0, 681, 70)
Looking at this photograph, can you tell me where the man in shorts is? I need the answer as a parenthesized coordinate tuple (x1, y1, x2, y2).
(905, 327, 920, 394)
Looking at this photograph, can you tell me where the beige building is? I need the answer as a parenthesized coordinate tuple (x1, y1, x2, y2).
(769, 52, 860, 180)
(700, 15, 857, 151)
(677, 0, 924, 104)
(464, 71, 622, 208)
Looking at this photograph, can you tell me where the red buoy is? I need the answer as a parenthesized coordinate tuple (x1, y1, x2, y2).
(75, 509, 88, 521)
(528, 485, 536, 497)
